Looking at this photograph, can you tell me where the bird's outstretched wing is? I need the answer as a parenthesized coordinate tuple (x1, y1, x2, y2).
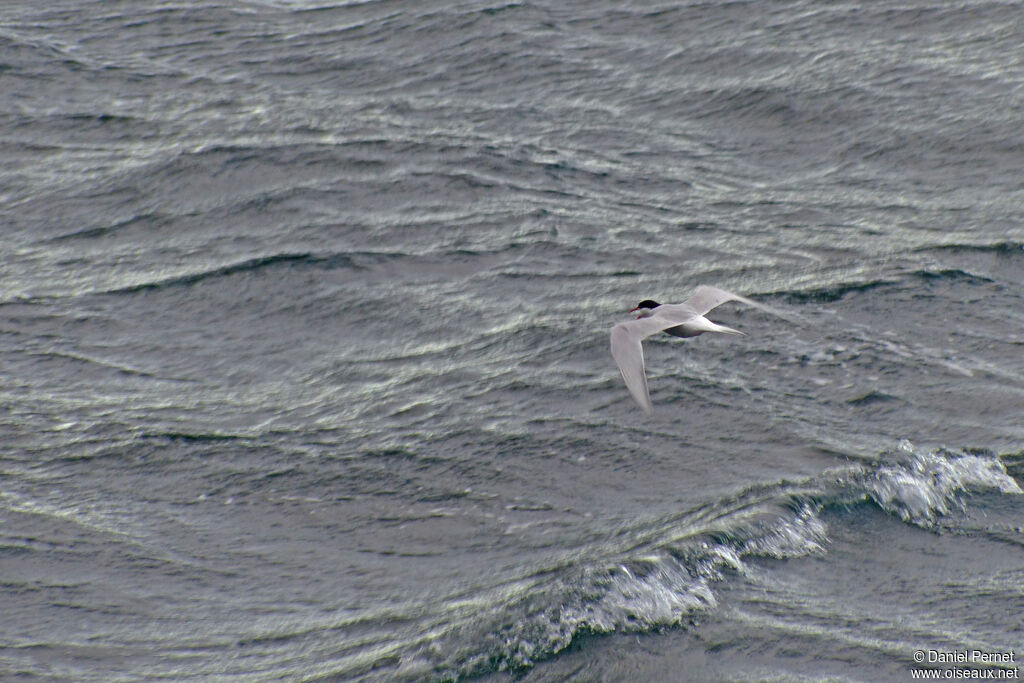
(610, 322, 652, 413)
(675, 285, 801, 324)
(610, 315, 684, 413)
(681, 285, 758, 316)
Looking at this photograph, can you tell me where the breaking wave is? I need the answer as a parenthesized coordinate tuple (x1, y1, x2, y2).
(342, 440, 1021, 681)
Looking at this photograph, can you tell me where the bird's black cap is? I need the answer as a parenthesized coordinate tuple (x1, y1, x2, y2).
(635, 299, 661, 310)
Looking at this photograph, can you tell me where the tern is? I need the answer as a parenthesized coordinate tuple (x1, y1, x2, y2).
(610, 285, 784, 413)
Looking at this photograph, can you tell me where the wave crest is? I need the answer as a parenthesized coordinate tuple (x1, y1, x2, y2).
(363, 441, 1021, 681)
(860, 440, 1022, 525)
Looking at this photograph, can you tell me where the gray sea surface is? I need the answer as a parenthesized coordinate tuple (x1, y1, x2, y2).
(2, 1, 1024, 681)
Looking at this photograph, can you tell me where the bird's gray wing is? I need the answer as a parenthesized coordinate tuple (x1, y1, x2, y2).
(676, 285, 802, 324)
(610, 316, 681, 413)
(682, 285, 758, 316)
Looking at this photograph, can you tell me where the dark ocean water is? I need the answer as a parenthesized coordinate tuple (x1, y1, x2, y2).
(3, 1, 1024, 681)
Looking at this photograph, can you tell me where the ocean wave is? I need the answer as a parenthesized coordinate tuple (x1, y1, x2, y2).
(776, 260, 1005, 306)
(860, 441, 1022, 525)
(103, 252, 324, 294)
(91, 250, 416, 297)
(780, 279, 900, 303)
(910, 268, 996, 284)
(919, 241, 1024, 255)
(335, 441, 1021, 681)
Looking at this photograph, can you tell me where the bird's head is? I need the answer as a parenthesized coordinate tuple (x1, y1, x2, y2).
(629, 299, 661, 318)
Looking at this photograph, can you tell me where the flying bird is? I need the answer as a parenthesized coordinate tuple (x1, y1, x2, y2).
(610, 286, 784, 413)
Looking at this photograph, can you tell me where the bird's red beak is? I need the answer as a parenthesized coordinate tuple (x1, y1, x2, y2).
(628, 306, 639, 313)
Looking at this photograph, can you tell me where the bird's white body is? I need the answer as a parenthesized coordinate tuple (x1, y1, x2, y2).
(610, 285, 781, 413)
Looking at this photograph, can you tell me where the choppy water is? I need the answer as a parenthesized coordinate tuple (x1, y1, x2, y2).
(3, 1, 1024, 681)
